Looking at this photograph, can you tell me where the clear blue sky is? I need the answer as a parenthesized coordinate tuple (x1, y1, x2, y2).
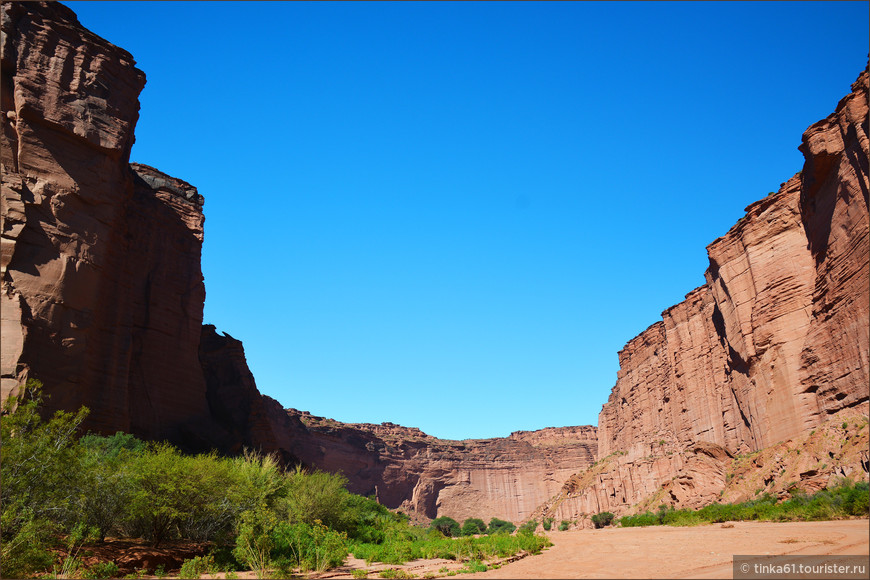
(65, 1, 868, 440)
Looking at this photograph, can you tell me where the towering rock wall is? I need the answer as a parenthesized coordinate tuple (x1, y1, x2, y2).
(0, 1, 307, 455)
(540, 67, 869, 521)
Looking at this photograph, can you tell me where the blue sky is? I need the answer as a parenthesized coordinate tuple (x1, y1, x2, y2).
(66, 1, 868, 440)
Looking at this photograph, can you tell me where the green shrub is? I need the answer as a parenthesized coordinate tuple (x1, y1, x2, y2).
(463, 560, 487, 573)
(517, 520, 538, 535)
(352, 569, 369, 579)
(485, 518, 516, 535)
(430, 516, 461, 538)
(179, 554, 216, 579)
(460, 517, 487, 536)
(558, 520, 570, 531)
(75, 434, 144, 541)
(844, 482, 869, 515)
(541, 517, 554, 531)
(1, 380, 89, 577)
(125, 443, 198, 547)
(619, 511, 659, 527)
(271, 520, 348, 573)
(590, 512, 614, 528)
(619, 480, 869, 527)
(233, 506, 278, 579)
(284, 466, 353, 531)
(82, 561, 121, 579)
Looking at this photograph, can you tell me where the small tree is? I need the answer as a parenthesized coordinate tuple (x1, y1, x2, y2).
(460, 518, 487, 536)
(430, 516, 460, 537)
(1, 380, 89, 576)
(590, 512, 614, 529)
(485, 518, 516, 535)
(542, 517, 554, 531)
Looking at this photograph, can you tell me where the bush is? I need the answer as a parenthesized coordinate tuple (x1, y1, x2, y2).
(558, 520, 570, 531)
(82, 561, 121, 579)
(485, 518, 516, 535)
(618, 480, 870, 528)
(541, 517, 554, 531)
(460, 518, 487, 536)
(517, 520, 538, 535)
(590, 512, 614, 528)
(464, 560, 487, 573)
(284, 466, 352, 531)
(179, 554, 216, 579)
(1, 380, 89, 577)
(75, 433, 146, 541)
(430, 516, 461, 538)
(125, 443, 198, 547)
(271, 520, 348, 573)
(233, 506, 278, 579)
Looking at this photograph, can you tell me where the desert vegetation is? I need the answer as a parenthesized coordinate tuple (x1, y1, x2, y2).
(0, 380, 549, 579)
(619, 483, 869, 528)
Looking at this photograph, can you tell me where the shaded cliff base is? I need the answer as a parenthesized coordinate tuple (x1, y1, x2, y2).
(533, 408, 869, 528)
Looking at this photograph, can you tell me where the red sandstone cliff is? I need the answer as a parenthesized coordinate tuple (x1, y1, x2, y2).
(539, 67, 869, 523)
(0, 2, 286, 453)
(284, 411, 596, 523)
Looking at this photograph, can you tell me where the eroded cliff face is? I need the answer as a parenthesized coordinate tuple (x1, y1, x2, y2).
(540, 67, 869, 522)
(284, 411, 597, 523)
(2, 2, 257, 451)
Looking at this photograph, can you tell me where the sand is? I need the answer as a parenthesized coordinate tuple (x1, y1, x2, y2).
(461, 519, 870, 579)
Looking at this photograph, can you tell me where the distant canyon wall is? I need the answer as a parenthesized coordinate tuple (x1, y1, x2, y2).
(540, 66, 869, 521)
(284, 412, 596, 523)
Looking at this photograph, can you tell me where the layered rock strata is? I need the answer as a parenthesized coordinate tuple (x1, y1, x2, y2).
(284, 411, 597, 523)
(0, 2, 284, 453)
(539, 66, 869, 521)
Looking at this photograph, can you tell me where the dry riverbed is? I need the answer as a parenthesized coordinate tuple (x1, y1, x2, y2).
(460, 519, 870, 579)
(154, 519, 868, 579)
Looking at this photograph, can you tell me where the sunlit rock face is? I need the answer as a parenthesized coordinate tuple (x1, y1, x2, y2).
(283, 413, 598, 523)
(541, 66, 869, 520)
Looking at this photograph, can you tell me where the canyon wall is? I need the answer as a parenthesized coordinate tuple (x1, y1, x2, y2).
(3, 2, 867, 528)
(539, 66, 869, 522)
(0, 2, 593, 525)
(0, 2, 300, 455)
(284, 412, 596, 523)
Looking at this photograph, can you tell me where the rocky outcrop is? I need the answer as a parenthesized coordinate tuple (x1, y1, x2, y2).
(539, 66, 869, 521)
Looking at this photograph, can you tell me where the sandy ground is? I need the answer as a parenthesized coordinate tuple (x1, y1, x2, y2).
(461, 519, 870, 579)
(183, 519, 868, 579)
